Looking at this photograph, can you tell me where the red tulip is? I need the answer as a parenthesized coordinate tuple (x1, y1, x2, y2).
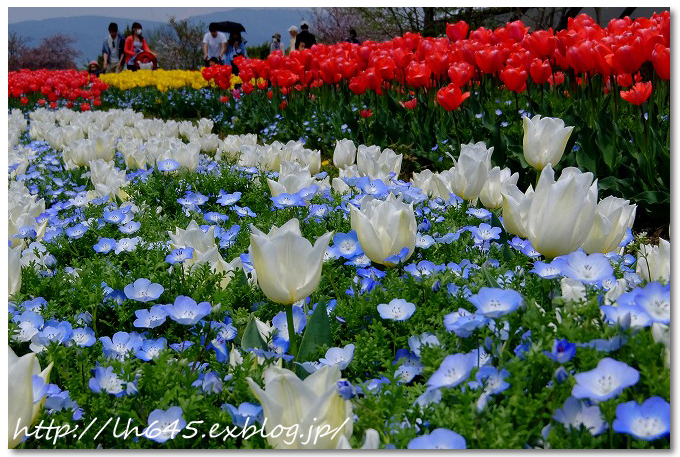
(66, 101, 73, 108)
(652, 43, 670, 80)
(605, 37, 645, 75)
(400, 98, 417, 109)
(447, 62, 474, 87)
(524, 29, 557, 58)
(391, 48, 412, 69)
(405, 62, 432, 88)
(529, 58, 552, 84)
(49, 102, 57, 109)
(37, 99, 46, 105)
(566, 41, 596, 74)
(425, 52, 449, 77)
(349, 73, 368, 95)
(499, 65, 528, 92)
(620, 81, 652, 105)
(446, 21, 469, 41)
(279, 100, 288, 110)
(360, 109, 373, 118)
(475, 46, 505, 75)
(220, 96, 229, 103)
(505, 20, 529, 42)
(436, 84, 470, 111)
(20, 97, 28, 105)
(80, 102, 90, 111)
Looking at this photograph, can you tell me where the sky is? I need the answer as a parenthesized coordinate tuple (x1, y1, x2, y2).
(8, 7, 242, 24)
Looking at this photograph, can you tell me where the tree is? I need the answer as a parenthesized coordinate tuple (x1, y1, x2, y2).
(146, 16, 206, 70)
(9, 31, 28, 71)
(18, 34, 81, 70)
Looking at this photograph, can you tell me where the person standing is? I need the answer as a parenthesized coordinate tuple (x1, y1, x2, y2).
(224, 32, 248, 76)
(295, 21, 316, 50)
(102, 23, 126, 73)
(287, 26, 298, 54)
(203, 23, 227, 66)
(345, 29, 361, 45)
(270, 33, 283, 54)
(124, 22, 154, 71)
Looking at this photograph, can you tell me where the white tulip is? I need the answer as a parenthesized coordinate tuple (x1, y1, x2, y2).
(9, 244, 23, 298)
(441, 141, 493, 201)
(247, 365, 352, 449)
(525, 165, 597, 259)
(523, 115, 574, 171)
(582, 196, 636, 254)
(267, 161, 316, 197)
(333, 139, 357, 168)
(332, 177, 352, 195)
(350, 193, 417, 266)
(249, 218, 332, 305)
(500, 183, 535, 238)
(636, 238, 670, 283)
(9, 347, 53, 448)
(560, 278, 586, 302)
(479, 167, 519, 210)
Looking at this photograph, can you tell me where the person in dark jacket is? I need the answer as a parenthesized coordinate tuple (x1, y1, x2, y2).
(345, 29, 361, 45)
(295, 21, 317, 50)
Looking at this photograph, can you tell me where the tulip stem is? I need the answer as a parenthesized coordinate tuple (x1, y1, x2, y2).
(286, 305, 298, 359)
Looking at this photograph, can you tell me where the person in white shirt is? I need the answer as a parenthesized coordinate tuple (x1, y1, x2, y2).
(287, 26, 298, 54)
(203, 23, 227, 66)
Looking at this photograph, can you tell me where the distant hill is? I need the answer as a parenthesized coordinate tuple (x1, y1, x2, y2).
(9, 8, 312, 67)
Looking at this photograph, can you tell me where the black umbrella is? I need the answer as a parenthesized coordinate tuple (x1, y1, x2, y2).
(214, 21, 246, 35)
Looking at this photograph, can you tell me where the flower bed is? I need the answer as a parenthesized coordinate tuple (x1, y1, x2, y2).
(8, 105, 670, 449)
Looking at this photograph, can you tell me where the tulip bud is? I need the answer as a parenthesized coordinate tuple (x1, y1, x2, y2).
(581, 196, 636, 254)
(480, 167, 519, 210)
(249, 219, 332, 305)
(441, 142, 493, 201)
(9, 348, 53, 448)
(525, 165, 597, 259)
(247, 365, 353, 449)
(350, 193, 417, 266)
(333, 139, 357, 169)
(522, 115, 574, 171)
(636, 238, 670, 283)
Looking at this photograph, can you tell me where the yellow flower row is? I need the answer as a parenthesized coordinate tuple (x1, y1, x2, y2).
(100, 69, 216, 92)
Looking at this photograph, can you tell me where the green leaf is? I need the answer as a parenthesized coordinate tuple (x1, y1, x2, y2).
(481, 265, 500, 289)
(296, 298, 332, 364)
(491, 211, 508, 245)
(240, 318, 267, 352)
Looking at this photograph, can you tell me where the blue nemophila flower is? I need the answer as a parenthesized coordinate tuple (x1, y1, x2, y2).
(618, 228, 634, 248)
(156, 159, 181, 172)
(544, 339, 577, 364)
(93, 238, 116, 254)
(203, 212, 228, 224)
(102, 209, 125, 224)
(136, 338, 167, 361)
(70, 327, 96, 347)
(271, 192, 306, 209)
(165, 247, 195, 265)
(600, 304, 652, 329)
(337, 380, 357, 400)
(466, 207, 492, 220)
(509, 236, 528, 251)
(475, 366, 511, 411)
(124, 278, 164, 303)
(307, 203, 330, 220)
(133, 305, 168, 329)
(143, 407, 187, 443)
(223, 403, 264, 428)
(384, 247, 411, 266)
(444, 308, 490, 338)
(14, 225, 37, 239)
(119, 220, 141, 234)
(22, 297, 47, 312)
(408, 333, 440, 357)
(319, 343, 355, 370)
(618, 282, 670, 324)
(377, 299, 416, 321)
(192, 371, 223, 394)
(553, 397, 608, 436)
(393, 349, 423, 383)
(529, 260, 562, 279)
(219, 225, 241, 248)
(356, 177, 389, 199)
(100, 331, 144, 360)
(572, 357, 640, 401)
(427, 353, 475, 390)
(65, 223, 88, 239)
(555, 367, 570, 383)
(408, 428, 466, 449)
(104, 289, 126, 306)
(578, 336, 626, 353)
(216, 191, 242, 206)
(233, 205, 256, 218)
(170, 341, 193, 352)
(415, 232, 435, 249)
(163, 296, 212, 325)
(470, 223, 501, 244)
(271, 306, 307, 340)
(298, 184, 319, 201)
(332, 231, 363, 259)
(114, 237, 140, 254)
(89, 367, 128, 397)
(404, 260, 443, 278)
(469, 287, 524, 318)
(552, 250, 614, 284)
(521, 243, 542, 258)
(612, 396, 670, 441)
